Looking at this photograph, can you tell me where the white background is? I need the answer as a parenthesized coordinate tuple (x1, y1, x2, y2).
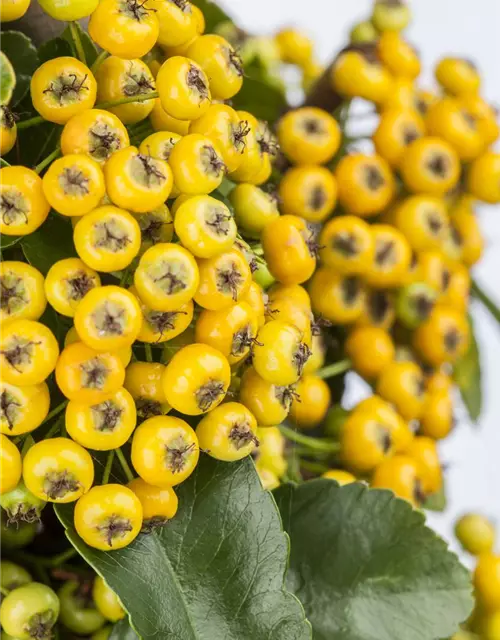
(221, 0, 500, 561)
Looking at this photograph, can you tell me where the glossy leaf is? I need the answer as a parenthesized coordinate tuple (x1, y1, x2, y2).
(274, 480, 473, 640)
(55, 456, 312, 640)
(110, 619, 140, 640)
(232, 75, 287, 124)
(22, 212, 75, 275)
(38, 37, 73, 64)
(0, 52, 16, 105)
(454, 316, 482, 422)
(422, 482, 447, 512)
(1, 32, 38, 106)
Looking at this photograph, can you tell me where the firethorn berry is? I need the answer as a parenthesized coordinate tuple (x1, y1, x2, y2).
(405, 436, 442, 495)
(319, 216, 374, 275)
(195, 302, 258, 365)
(266, 296, 313, 346)
(0, 0, 30, 20)
(289, 375, 331, 430)
(474, 554, 500, 612)
(139, 131, 182, 165)
(241, 281, 266, 328)
(277, 107, 340, 165)
(74, 484, 143, 551)
(377, 32, 421, 79)
(134, 242, 199, 311)
(356, 396, 413, 452)
(196, 402, 259, 462)
(467, 152, 500, 204)
(136, 204, 175, 254)
(55, 342, 125, 404)
(255, 462, 280, 491)
(66, 387, 137, 451)
(227, 111, 262, 183)
(95, 57, 156, 125)
(174, 196, 236, 258)
(44, 258, 100, 318)
(39, 0, 98, 19)
(279, 166, 337, 223)
(61, 109, 130, 164)
(341, 409, 394, 473)
(413, 306, 469, 366)
(195, 248, 251, 310)
(451, 204, 484, 267)
(131, 415, 200, 486)
(23, 437, 94, 503)
(262, 215, 316, 286)
(376, 360, 426, 421)
(309, 268, 365, 324)
(0, 479, 46, 525)
(435, 56, 480, 96)
(0, 583, 60, 640)
(461, 94, 499, 146)
(426, 97, 486, 161)
(414, 250, 451, 295)
(57, 580, 107, 635)
(0, 320, 59, 386)
(331, 49, 392, 105)
(322, 469, 357, 485)
(168, 134, 226, 195)
(413, 88, 436, 117)
(104, 146, 173, 213)
(65, 326, 132, 369)
(88, 0, 159, 59)
(335, 154, 395, 218)
(189, 105, 249, 174)
(127, 478, 178, 532)
(420, 389, 453, 440)
(396, 282, 437, 329)
(0, 435, 22, 495)
(345, 326, 395, 380)
(350, 20, 378, 44)
(73, 206, 141, 272)
(162, 343, 230, 415)
(230, 184, 279, 239)
(157, 56, 211, 121)
(30, 57, 97, 125)
(392, 195, 449, 254)
(74, 285, 142, 352)
(275, 27, 313, 65)
(357, 288, 396, 330)
(0, 261, 46, 324)
(455, 514, 495, 556)
(132, 285, 193, 344)
(371, 455, 424, 506)
(400, 137, 460, 195)
(381, 77, 416, 112)
(238, 366, 295, 427)
(365, 225, 412, 289)
(0, 106, 17, 155)
(253, 320, 310, 386)
(0, 560, 32, 591)
(151, 0, 197, 47)
(150, 98, 190, 135)
(256, 426, 287, 476)
(373, 109, 425, 168)
(42, 154, 105, 217)
(0, 381, 50, 436)
(303, 332, 326, 375)
(441, 263, 470, 312)
(124, 362, 170, 420)
(371, 0, 412, 32)
(268, 283, 311, 314)
(185, 34, 244, 100)
(0, 166, 50, 236)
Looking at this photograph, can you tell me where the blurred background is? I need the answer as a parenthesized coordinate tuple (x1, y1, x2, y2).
(220, 0, 500, 561)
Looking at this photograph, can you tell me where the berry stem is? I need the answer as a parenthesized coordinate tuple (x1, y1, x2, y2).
(300, 459, 329, 474)
(69, 22, 87, 65)
(102, 450, 115, 485)
(0, 586, 9, 597)
(17, 115, 46, 130)
(315, 359, 351, 380)
(472, 279, 500, 324)
(91, 49, 109, 74)
(96, 91, 159, 110)
(34, 147, 61, 174)
(116, 447, 134, 482)
(279, 424, 340, 453)
(0, 157, 11, 167)
(41, 399, 69, 428)
(145, 343, 153, 363)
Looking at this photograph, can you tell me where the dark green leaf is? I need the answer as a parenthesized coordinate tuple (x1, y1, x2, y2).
(454, 316, 482, 422)
(55, 456, 311, 640)
(22, 213, 75, 275)
(110, 619, 140, 640)
(38, 37, 73, 64)
(191, 0, 231, 32)
(231, 76, 286, 124)
(274, 480, 473, 640)
(61, 23, 99, 67)
(422, 482, 447, 512)
(0, 234, 21, 250)
(472, 279, 500, 325)
(1, 32, 38, 106)
(0, 51, 16, 105)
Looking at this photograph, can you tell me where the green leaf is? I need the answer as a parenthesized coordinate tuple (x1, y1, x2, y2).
(110, 619, 140, 640)
(61, 23, 99, 67)
(191, 0, 231, 32)
(472, 279, 500, 325)
(422, 482, 447, 512)
(0, 52, 16, 105)
(1, 32, 38, 107)
(0, 234, 21, 250)
(454, 316, 482, 422)
(38, 37, 73, 64)
(21, 213, 75, 275)
(274, 480, 473, 640)
(231, 76, 286, 124)
(55, 456, 312, 640)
